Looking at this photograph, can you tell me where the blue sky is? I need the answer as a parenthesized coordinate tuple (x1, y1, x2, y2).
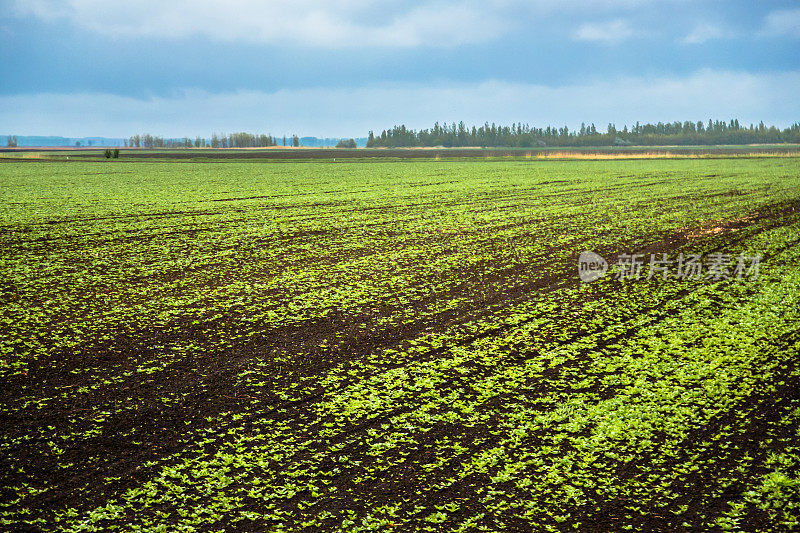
(1, 0, 799, 137)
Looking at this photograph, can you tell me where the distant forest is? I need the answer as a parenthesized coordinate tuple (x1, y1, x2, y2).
(366, 120, 800, 148)
(123, 133, 364, 149)
(126, 133, 282, 148)
(59, 120, 800, 150)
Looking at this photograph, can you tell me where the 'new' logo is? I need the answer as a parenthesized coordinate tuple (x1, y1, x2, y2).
(578, 251, 608, 282)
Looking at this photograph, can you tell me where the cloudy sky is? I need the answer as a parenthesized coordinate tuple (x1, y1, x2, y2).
(1, 0, 799, 137)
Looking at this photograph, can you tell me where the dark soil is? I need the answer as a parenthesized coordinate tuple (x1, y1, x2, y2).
(2, 198, 800, 531)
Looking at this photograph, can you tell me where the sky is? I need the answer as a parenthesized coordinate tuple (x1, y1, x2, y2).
(1, 0, 799, 138)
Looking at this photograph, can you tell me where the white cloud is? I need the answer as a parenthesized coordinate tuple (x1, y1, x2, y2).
(2, 70, 798, 137)
(681, 23, 725, 44)
(762, 8, 800, 38)
(573, 19, 635, 44)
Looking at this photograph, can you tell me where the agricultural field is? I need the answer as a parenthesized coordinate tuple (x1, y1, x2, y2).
(1, 154, 800, 531)
(3, 144, 800, 161)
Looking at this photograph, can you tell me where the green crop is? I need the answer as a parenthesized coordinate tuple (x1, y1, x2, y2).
(1, 156, 799, 531)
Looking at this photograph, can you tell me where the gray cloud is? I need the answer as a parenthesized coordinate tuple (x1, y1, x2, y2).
(10, 0, 682, 48)
(10, 0, 512, 48)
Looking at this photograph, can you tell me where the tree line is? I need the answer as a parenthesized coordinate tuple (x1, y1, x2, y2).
(126, 132, 281, 148)
(366, 120, 800, 148)
(124, 133, 357, 149)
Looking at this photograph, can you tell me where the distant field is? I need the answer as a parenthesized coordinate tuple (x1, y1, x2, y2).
(1, 157, 800, 531)
(2, 144, 800, 161)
